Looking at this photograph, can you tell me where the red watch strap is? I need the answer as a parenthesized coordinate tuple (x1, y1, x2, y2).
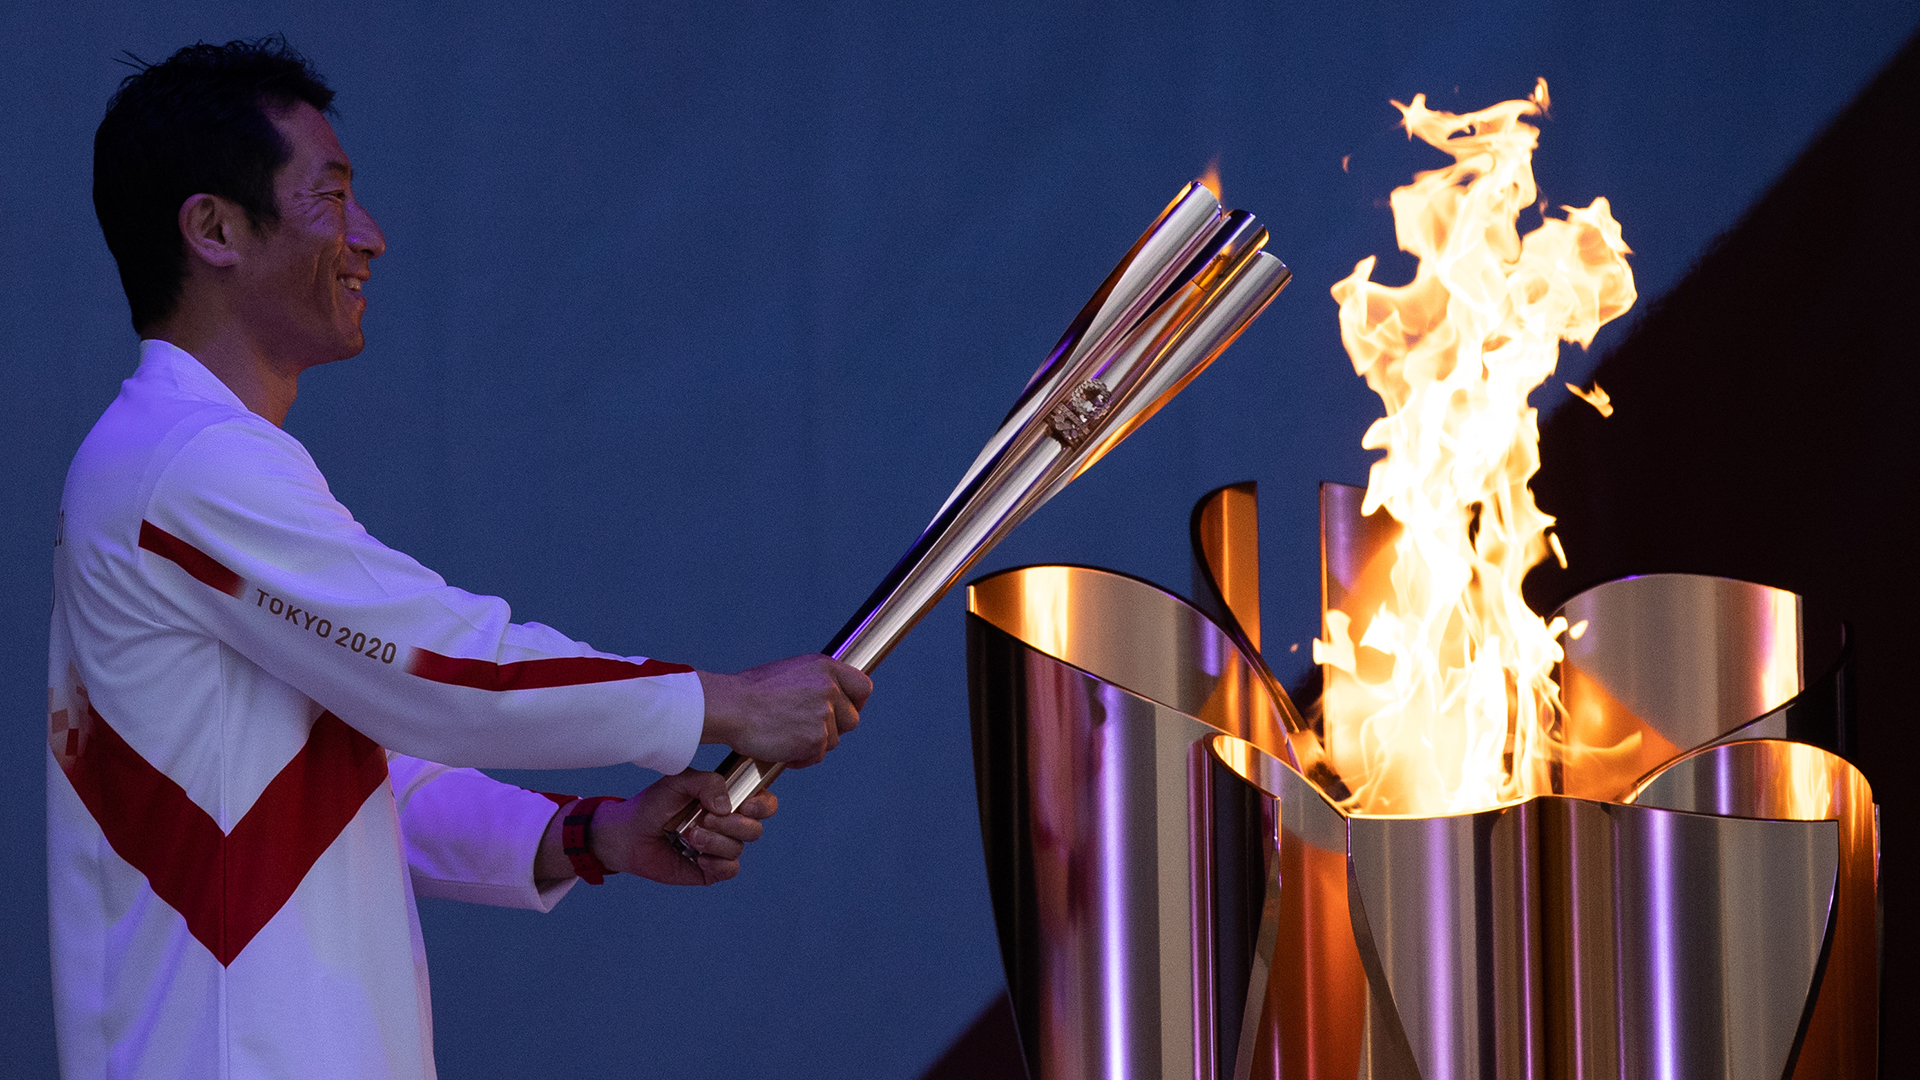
(561, 796, 622, 885)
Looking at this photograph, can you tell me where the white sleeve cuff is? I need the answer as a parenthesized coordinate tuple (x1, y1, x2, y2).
(632, 669, 704, 774)
(392, 755, 578, 911)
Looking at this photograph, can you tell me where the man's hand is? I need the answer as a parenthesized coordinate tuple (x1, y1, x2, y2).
(697, 654, 872, 767)
(591, 770, 778, 886)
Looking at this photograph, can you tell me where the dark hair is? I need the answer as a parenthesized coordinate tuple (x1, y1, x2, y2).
(93, 37, 335, 332)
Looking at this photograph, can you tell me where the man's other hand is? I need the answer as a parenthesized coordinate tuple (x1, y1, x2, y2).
(594, 770, 778, 886)
(697, 654, 871, 766)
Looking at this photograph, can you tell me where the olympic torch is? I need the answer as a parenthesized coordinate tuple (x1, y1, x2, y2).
(667, 180, 1293, 854)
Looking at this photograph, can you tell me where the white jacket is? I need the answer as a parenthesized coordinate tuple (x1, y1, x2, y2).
(47, 340, 704, 1079)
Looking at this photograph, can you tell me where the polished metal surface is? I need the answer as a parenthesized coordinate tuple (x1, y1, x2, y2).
(969, 566, 1289, 763)
(1192, 482, 1365, 1077)
(1627, 739, 1879, 1079)
(964, 481, 1868, 1079)
(1554, 573, 1803, 799)
(1346, 795, 1837, 1080)
(969, 613, 1230, 1080)
(1190, 482, 1262, 653)
(1035, 233, 1291, 508)
(1703, 632, 1856, 765)
(968, 538, 1310, 1080)
(1205, 730, 1848, 1080)
(1185, 484, 1341, 792)
(1208, 735, 1365, 1080)
(1318, 481, 1398, 640)
(845, 186, 1282, 680)
(673, 180, 1292, 851)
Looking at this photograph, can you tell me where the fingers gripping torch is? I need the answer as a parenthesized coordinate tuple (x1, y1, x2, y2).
(666, 181, 1294, 856)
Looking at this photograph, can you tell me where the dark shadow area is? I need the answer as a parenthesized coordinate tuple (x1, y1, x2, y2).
(1525, 29, 1920, 1059)
(921, 990, 1027, 1080)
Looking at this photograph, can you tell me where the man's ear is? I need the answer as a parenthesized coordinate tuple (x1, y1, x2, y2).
(177, 193, 248, 269)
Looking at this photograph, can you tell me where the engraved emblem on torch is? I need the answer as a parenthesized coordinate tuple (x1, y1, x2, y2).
(1045, 379, 1112, 448)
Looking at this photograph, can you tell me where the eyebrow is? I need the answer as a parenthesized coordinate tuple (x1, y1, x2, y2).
(317, 159, 354, 181)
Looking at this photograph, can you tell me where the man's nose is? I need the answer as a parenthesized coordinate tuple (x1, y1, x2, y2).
(348, 198, 387, 260)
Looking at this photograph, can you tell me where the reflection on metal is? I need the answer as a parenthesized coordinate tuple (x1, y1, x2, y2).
(969, 566, 1290, 763)
(1349, 797, 1835, 1080)
(1554, 573, 1804, 799)
(672, 180, 1292, 851)
(1318, 482, 1399, 648)
(1192, 482, 1263, 652)
(1186, 481, 1298, 1073)
(967, 481, 1879, 1079)
(1627, 739, 1879, 1079)
(968, 612, 1231, 1080)
(1207, 735, 1364, 1080)
(1211, 733, 1841, 1080)
(1188, 484, 1345, 792)
(1708, 631, 1856, 759)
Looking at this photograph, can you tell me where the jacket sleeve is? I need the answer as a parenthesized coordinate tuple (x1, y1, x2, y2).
(133, 415, 704, 772)
(388, 753, 578, 910)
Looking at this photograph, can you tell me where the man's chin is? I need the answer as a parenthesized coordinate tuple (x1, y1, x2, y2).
(332, 326, 367, 362)
(303, 334, 366, 369)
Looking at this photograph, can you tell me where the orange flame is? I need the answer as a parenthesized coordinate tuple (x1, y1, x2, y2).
(1565, 379, 1614, 416)
(1199, 160, 1222, 201)
(1315, 80, 1637, 815)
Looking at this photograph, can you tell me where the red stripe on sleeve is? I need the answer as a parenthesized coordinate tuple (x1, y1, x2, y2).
(138, 520, 246, 598)
(404, 649, 692, 691)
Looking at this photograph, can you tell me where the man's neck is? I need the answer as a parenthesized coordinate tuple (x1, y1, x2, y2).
(148, 318, 301, 428)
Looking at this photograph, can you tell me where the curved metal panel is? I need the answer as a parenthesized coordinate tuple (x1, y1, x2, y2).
(1346, 797, 1838, 1080)
(1554, 573, 1802, 798)
(968, 613, 1224, 1080)
(970, 565, 1224, 717)
(1191, 482, 1263, 652)
(1627, 739, 1878, 1079)
(1208, 735, 1368, 1080)
(1705, 633, 1856, 765)
(969, 565, 1292, 764)
(1318, 481, 1399, 634)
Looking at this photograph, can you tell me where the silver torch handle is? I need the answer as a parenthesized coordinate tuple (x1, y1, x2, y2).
(665, 181, 1292, 857)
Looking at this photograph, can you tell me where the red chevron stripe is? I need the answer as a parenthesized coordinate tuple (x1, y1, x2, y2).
(405, 649, 691, 690)
(60, 703, 388, 966)
(138, 520, 245, 598)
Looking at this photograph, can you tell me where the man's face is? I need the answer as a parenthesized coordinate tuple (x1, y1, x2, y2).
(236, 102, 385, 368)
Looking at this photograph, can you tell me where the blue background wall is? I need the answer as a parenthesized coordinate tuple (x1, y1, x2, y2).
(3, 3, 1914, 1075)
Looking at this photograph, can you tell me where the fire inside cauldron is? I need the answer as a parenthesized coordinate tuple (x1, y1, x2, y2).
(969, 491, 1876, 1080)
(962, 83, 1878, 1080)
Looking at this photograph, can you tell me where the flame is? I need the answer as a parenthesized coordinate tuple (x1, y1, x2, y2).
(1565, 380, 1614, 416)
(1199, 160, 1222, 201)
(1317, 80, 1637, 815)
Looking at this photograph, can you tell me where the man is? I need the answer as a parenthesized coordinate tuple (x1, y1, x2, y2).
(50, 38, 869, 1079)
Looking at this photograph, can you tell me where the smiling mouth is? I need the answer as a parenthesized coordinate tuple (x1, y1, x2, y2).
(340, 277, 363, 292)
